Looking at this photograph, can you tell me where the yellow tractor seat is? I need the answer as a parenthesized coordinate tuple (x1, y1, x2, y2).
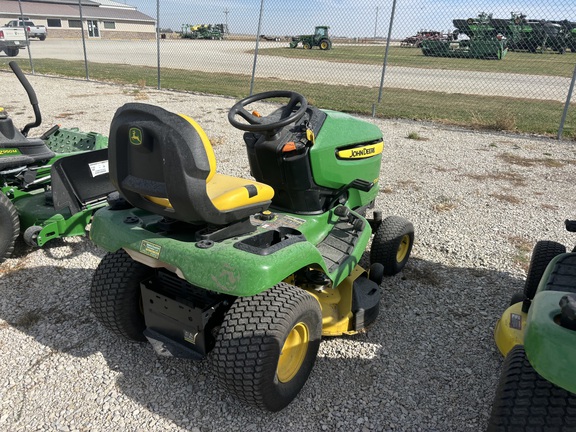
(108, 103, 274, 226)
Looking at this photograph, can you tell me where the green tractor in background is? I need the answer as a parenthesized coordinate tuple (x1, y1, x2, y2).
(289, 26, 332, 50)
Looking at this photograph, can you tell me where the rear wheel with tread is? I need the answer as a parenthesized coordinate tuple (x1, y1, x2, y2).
(370, 215, 414, 276)
(487, 345, 576, 431)
(319, 39, 331, 50)
(0, 192, 20, 263)
(90, 249, 153, 341)
(524, 240, 566, 301)
(212, 282, 322, 411)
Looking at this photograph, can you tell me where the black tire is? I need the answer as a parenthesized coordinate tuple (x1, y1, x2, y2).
(319, 38, 331, 50)
(303, 42, 311, 50)
(39, 35, 46, 41)
(212, 282, 322, 412)
(90, 249, 153, 341)
(0, 192, 20, 263)
(23, 225, 42, 247)
(487, 345, 576, 432)
(5, 47, 19, 57)
(524, 240, 566, 301)
(370, 215, 414, 276)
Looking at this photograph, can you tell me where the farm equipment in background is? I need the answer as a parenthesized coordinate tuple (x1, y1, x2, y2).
(400, 30, 448, 48)
(493, 13, 569, 54)
(421, 13, 507, 60)
(0, 62, 112, 262)
(289, 26, 332, 50)
(181, 24, 225, 40)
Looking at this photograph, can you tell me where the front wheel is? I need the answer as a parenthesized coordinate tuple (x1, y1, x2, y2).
(303, 42, 312, 50)
(0, 192, 20, 263)
(212, 283, 322, 411)
(524, 240, 566, 301)
(90, 249, 153, 341)
(370, 215, 414, 276)
(487, 345, 576, 431)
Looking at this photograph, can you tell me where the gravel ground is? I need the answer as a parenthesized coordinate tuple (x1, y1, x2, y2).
(1, 72, 575, 432)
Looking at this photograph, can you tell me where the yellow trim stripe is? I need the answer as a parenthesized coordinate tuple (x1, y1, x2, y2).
(178, 113, 217, 182)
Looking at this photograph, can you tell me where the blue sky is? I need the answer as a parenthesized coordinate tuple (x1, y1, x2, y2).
(124, 1, 575, 38)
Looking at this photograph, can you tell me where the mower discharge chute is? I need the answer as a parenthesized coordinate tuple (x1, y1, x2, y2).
(89, 90, 414, 411)
(0, 61, 113, 262)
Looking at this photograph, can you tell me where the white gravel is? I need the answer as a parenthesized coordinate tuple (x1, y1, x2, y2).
(1, 72, 575, 432)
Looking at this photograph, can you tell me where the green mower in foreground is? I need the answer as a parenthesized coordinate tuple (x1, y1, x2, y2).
(89, 91, 414, 411)
(489, 220, 576, 431)
(0, 61, 112, 262)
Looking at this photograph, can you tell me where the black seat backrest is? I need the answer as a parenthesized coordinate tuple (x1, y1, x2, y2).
(109, 103, 234, 225)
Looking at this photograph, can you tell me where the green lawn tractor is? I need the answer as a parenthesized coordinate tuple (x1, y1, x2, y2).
(0, 61, 113, 262)
(89, 90, 414, 411)
(489, 219, 576, 431)
(289, 26, 332, 50)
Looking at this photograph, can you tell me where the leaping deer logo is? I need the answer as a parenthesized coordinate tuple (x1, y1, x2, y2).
(129, 127, 143, 145)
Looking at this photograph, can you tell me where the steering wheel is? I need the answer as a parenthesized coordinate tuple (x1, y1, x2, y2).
(228, 90, 308, 133)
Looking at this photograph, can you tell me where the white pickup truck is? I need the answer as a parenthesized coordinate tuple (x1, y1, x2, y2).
(0, 26, 28, 57)
(5, 19, 47, 41)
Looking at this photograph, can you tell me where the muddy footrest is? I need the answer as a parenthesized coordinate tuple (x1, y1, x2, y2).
(50, 148, 114, 214)
(542, 253, 576, 294)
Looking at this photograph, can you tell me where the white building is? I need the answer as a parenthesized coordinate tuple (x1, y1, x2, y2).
(0, 0, 156, 39)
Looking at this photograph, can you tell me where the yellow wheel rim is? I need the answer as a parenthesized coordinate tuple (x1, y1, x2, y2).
(396, 234, 411, 263)
(321, 42, 328, 49)
(277, 322, 309, 383)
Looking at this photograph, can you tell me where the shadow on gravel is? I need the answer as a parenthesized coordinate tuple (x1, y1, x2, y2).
(0, 252, 522, 431)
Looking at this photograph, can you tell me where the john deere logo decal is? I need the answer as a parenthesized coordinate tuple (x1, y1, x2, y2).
(337, 142, 384, 160)
(129, 127, 143, 145)
(0, 148, 21, 157)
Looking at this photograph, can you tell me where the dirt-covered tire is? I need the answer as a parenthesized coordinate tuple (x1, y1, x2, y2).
(524, 240, 566, 301)
(0, 192, 20, 263)
(90, 249, 153, 341)
(370, 215, 414, 276)
(212, 282, 322, 412)
(487, 345, 576, 432)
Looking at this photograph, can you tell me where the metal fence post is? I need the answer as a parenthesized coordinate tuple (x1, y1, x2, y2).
(249, 0, 265, 96)
(156, 0, 161, 90)
(77, 0, 89, 80)
(16, 0, 34, 73)
(375, 0, 398, 111)
(558, 64, 576, 140)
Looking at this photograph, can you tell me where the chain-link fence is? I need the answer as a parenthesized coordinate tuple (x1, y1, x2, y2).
(1, 0, 575, 139)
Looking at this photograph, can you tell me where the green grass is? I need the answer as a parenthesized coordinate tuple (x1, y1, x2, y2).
(1, 58, 574, 139)
(257, 46, 576, 78)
